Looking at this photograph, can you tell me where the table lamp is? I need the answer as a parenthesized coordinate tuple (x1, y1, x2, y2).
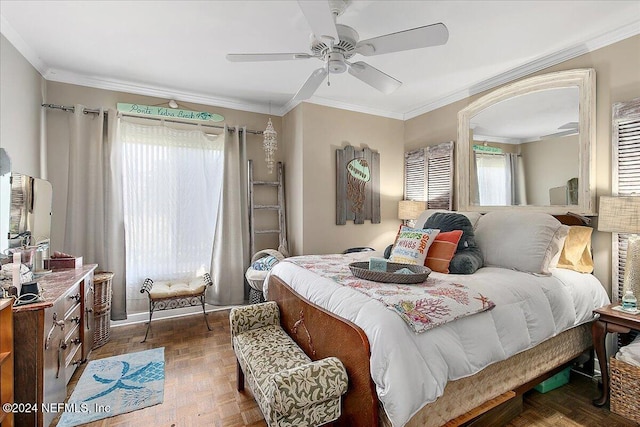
(398, 200, 426, 227)
(598, 196, 640, 299)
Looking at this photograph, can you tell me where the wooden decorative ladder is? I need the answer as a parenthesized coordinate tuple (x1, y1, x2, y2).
(247, 160, 288, 257)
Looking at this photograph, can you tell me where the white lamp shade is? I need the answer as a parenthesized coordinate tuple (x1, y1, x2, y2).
(598, 196, 640, 234)
(398, 200, 426, 221)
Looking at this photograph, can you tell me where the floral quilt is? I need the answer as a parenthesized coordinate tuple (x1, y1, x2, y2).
(286, 254, 495, 333)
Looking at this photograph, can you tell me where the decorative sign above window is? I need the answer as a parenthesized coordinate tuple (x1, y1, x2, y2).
(336, 145, 380, 225)
(117, 103, 224, 122)
(473, 144, 502, 154)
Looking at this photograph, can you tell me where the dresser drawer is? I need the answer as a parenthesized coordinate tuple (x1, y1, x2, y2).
(62, 325, 82, 369)
(62, 283, 82, 318)
(64, 303, 82, 340)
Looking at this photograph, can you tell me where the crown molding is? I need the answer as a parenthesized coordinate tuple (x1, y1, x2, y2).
(403, 18, 640, 120)
(280, 95, 404, 120)
(0, 14, 47, 75)
(42, 68, 277, 116)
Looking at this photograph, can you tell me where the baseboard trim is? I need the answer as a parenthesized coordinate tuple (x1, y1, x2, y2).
(112, 303, 241, 328)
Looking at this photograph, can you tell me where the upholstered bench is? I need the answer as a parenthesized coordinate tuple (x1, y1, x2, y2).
(230, 302, 348, 427)
(140, 273, 212, 342)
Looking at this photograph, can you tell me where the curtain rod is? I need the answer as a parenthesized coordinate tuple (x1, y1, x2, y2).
(41, 103, 264, 135)
(474, 151, 522, 157)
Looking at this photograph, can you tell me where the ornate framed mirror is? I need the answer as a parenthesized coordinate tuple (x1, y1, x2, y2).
(456, 68, 596, 214)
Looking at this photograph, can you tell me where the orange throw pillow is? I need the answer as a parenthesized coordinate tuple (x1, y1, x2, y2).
(425, 230, 463, 273)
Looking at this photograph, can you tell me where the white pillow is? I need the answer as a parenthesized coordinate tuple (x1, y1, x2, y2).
(474, 211, 569, 275)
(389, 226, 440, 265)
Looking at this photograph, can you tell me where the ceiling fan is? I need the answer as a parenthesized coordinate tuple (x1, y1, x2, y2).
(226, 0, 449, 103)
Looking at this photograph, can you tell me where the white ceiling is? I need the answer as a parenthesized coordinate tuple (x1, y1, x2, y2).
(1, 1, 639, 119)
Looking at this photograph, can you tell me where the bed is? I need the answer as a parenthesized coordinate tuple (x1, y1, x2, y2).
(263, 212, 610, 427)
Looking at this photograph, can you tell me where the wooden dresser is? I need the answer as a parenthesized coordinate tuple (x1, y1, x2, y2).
(0, 298, 14, 427)
(13, 265, 96, 427)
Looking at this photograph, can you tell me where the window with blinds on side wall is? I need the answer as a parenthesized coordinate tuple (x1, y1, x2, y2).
(404, 141, 454, 210)
(612, 97, 640, 303)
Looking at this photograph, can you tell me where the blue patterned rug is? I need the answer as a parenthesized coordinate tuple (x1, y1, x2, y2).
(57, 347, 165, 427)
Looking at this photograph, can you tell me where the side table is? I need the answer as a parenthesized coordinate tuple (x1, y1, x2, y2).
(591, 303, 640, 406)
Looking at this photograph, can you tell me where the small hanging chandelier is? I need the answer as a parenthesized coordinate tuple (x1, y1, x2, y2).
(263, 118, 277, 174)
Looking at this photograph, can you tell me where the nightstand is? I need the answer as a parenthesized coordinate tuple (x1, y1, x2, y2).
(591, 303, 640, 406)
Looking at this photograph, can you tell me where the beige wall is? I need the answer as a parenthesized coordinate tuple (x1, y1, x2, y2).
(284, 103, 404, 255)
(520, 135, 579, 205)
(44, 82, 284, 252)
(0, 34, 44, 177)
(405, 35, 640, 295)
(282, 104, 304, 255)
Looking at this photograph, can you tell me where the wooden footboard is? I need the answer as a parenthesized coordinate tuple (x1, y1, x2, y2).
(267, 275, 378, 427)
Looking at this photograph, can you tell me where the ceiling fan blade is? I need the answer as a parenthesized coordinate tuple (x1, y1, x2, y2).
(347, 61, 401, 94)
(297, 0, 339, 42)
(355, 23, 449, 56)
(292, 68, 329, 102)
(226, 53, 314, 62)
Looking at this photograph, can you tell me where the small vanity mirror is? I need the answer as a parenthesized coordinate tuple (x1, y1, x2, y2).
(456, 69, 596, 214)
(0, 148, 53, 264)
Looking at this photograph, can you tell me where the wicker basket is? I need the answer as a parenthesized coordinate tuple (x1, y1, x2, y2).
(246, 249, 285, 291)
(609, 356, 640, 423)
(349, 262, 432, 284)
(92, 271, 114, 349)
(249, 287, 265, 304)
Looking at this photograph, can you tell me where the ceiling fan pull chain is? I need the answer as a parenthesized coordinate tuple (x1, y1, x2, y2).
(327, 60, 331, 86)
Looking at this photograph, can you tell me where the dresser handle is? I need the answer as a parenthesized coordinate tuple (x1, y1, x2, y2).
(71, 337, 81, 345)
(85, 307, 93, 329)
(69, 316, 81, 325)
(45, 312, 65, 350)
(68, 293, 81, 302)
(56, 341, 65, 378)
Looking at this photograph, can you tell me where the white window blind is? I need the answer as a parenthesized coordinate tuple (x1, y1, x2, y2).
(612, 97, 640, 302)
(404, 141, 454, 209)
(404, 149, 426, 201)
(119, 121, 224, 306)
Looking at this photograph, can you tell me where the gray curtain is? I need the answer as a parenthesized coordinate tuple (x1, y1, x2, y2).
(505, 153, 527, 206)
(64, 106, 126, 319)
(208, 126, 250, 304)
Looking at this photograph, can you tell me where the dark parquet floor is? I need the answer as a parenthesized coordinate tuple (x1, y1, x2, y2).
(53, 310, 637, 427)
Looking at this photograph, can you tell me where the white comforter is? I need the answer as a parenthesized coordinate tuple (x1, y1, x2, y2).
(265, 252, 610, 427)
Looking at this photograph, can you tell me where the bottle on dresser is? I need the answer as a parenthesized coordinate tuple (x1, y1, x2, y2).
(622, 290, 638, 311)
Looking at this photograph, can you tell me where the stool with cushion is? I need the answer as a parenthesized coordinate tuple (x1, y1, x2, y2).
(140, 273, 212, 342)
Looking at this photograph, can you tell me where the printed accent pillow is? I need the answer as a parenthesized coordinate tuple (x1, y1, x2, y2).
(556, 226, 594, 273)
(389, 226, 440, 265)
(425, 230, 463, 273)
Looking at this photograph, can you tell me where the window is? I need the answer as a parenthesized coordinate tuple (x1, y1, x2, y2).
(119, 121, 224, 298)
(404, 141, 453, 209)
(612, 98, 640, 302)
(475, 153, 508, 205)
(474, 152, 526, 206)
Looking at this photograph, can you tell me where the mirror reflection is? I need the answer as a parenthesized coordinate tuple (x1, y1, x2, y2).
(9, 173, 52, 246)
(0, 167, 53, 265)
(469, 87, 580, 206)
(456, 68, 595, 215)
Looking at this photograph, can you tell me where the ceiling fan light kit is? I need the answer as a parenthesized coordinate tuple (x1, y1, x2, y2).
(227, 0, 448, 103)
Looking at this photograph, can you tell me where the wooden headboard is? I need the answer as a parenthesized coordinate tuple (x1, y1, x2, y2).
(553, 213, 592, 226)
